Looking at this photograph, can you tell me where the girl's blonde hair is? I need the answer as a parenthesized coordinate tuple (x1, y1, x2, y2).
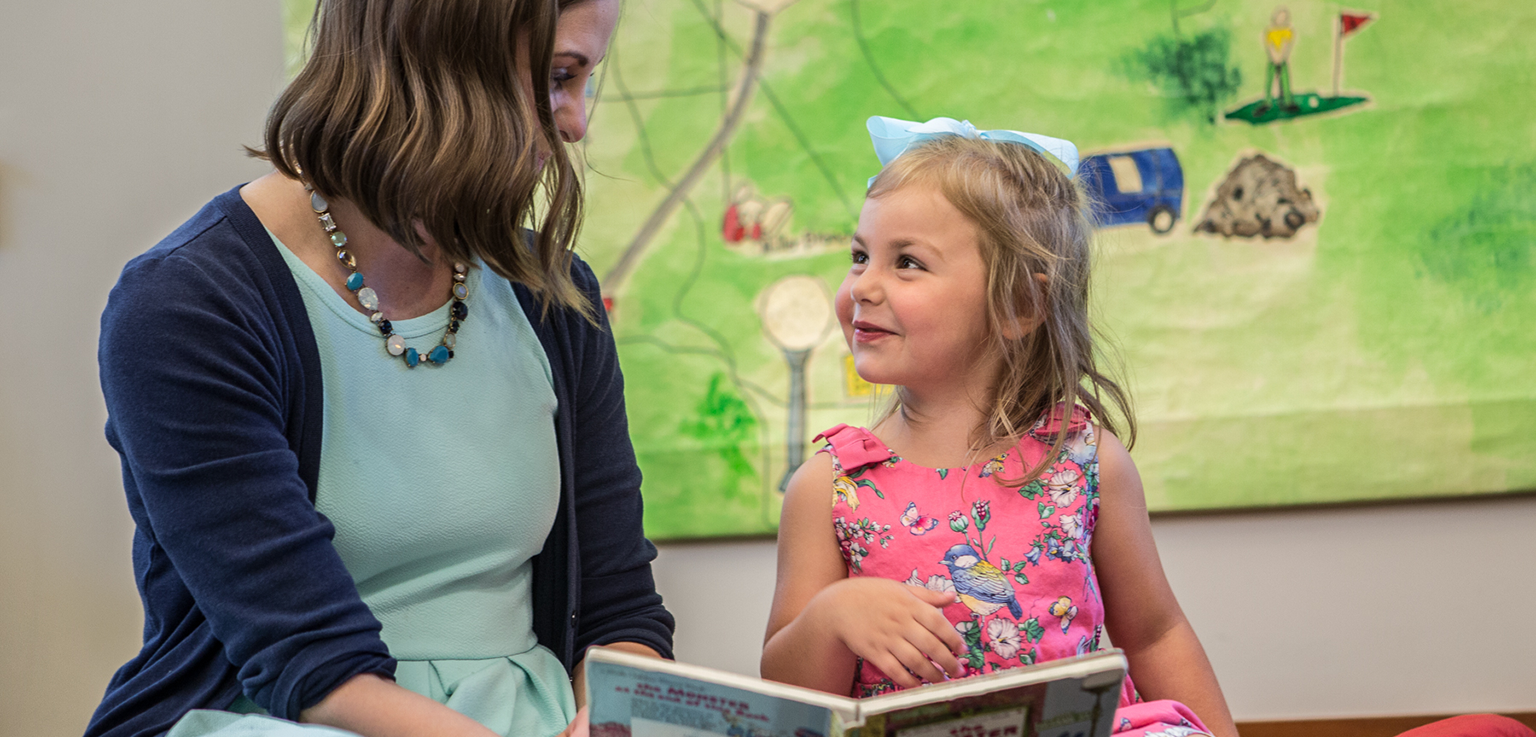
(867, 135, 1135, 483)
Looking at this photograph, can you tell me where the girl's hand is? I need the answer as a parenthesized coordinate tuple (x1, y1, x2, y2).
(807, 577, 967, 688)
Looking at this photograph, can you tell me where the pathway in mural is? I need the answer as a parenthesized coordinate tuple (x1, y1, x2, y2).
(292, 0, 1536, 539)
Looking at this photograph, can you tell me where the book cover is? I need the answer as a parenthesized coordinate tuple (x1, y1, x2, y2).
(584, 649, 1125, 737)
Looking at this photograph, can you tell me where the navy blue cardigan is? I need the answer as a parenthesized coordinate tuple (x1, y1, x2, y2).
(86, 187, 674, 737)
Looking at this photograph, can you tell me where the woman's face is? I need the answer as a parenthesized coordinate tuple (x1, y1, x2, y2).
(552, 0, 620, 143)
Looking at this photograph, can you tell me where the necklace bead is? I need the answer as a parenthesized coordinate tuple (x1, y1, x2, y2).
(305, 184, 464, 370)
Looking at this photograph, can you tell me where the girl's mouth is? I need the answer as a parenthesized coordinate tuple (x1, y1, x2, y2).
(852, 321, 894, 343)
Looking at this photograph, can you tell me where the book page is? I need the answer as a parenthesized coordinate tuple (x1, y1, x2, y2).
(587, 656, 842, 737)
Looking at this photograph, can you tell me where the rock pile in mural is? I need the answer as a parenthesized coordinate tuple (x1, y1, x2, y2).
(1196, 154, 1319, 238)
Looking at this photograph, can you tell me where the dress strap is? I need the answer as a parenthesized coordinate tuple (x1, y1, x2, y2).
(813, 424, 896, 472)
(1029, 403, 1092, 439)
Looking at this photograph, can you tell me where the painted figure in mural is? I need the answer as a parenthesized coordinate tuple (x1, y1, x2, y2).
(85, 2, 672, 737)
(761, 117, 1239, 737)
(1259, 7, 1298, 114)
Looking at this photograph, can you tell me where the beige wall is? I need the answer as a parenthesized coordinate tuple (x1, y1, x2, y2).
(0, 3, 1532, 737)
(654, 496, 1536, 721)
(0, 2, 283, 735)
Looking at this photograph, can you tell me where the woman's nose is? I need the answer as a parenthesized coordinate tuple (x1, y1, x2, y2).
(555, 91, 587, 143)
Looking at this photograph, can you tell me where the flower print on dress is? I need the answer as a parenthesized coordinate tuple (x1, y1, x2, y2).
(834, 517, 893, 572)
(1060, 507, 1086, 541)
(1046, 462, 1082, 508)
(1023, 541, 1044, 566)
(903, 569, 958, 602)
(985, 617, 1022, 661)
(971, 500, 991, 531)
(1065, 423, 1098, 467)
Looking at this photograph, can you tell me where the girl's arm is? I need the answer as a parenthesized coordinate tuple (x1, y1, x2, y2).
(1093, 431, 1238, 737)
(761, 454, 963, 693)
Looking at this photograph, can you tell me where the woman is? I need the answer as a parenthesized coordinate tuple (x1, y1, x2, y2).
(85, 1, 653, 736)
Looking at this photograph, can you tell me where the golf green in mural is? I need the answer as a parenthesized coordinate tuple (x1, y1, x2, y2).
(287, 1, 1536, 540)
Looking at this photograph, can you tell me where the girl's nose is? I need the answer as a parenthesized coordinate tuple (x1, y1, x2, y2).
(849, 265, 884, 304)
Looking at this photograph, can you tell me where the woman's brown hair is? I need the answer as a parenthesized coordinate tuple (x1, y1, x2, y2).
(867, 136, 1135, 483)
(257, 0, 592, 319)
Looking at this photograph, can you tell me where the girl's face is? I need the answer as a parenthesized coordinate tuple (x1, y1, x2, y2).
(552, 0, 620, 143)
(836, 183, 996, 394)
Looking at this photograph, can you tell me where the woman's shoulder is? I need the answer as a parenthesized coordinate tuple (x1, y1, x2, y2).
(103, 187, 301, 363)
(113, 187, 280, 303)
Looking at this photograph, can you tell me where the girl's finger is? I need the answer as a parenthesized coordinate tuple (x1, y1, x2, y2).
(904, 623, 963, 678)
(911, 586, 958, 609)
(891, 639, 948, 686)
(867, 650, 924, 690)
(915, 605, 968, 657)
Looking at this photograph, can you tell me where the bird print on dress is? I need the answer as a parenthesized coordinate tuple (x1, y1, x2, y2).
(940, 543, 1024, 619)
(819, 410, 1131, 703)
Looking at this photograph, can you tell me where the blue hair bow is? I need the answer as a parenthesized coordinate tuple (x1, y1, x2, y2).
(866, 116, 1080, 185)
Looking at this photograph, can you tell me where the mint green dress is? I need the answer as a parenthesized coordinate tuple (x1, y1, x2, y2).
(166, 235, 577, 737)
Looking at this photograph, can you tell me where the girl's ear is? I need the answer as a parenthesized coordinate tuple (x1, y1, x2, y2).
(1001, 273, 1050, 340)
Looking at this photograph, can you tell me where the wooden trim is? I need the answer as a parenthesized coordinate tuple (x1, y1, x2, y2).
(1236, 713, 1536, 737)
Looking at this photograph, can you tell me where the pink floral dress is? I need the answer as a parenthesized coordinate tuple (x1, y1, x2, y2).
(817, 407, 1211, 737)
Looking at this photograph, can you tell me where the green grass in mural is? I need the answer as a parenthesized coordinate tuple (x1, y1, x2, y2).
(1223, 91, 1370, 124)
(284, 1, 1536, 539)
(586, 0, 1536, 539)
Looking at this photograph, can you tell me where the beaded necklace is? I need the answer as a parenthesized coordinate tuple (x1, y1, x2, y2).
(307, 187, 468, 369)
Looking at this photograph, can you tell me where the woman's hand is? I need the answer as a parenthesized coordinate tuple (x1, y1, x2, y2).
(299, 673, 501, 737)
(805, 577, 966, 688)
(558, 707, 589, 737)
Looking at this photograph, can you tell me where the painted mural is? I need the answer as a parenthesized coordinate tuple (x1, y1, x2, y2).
(289, 1, 1536, 539)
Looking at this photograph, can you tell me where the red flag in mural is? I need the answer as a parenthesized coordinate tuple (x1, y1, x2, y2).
(1340, 13, 1373, 37)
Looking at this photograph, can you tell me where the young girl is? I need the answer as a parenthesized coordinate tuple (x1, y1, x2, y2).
(761, 117, 1238, 737)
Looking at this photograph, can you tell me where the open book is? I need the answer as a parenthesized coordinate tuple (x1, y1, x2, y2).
(584, 647, 1127, 737)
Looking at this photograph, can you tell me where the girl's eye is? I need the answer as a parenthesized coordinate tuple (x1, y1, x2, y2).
(898, 255, 923, 270)
(553, 70, 575, 88)
(850, 250, 868, 265)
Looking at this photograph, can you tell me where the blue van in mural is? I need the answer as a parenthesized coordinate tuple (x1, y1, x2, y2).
(1079, 147, 1184, 234)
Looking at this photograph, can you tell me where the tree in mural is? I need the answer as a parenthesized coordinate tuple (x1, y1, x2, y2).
(1121, 1, 1244, 125)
